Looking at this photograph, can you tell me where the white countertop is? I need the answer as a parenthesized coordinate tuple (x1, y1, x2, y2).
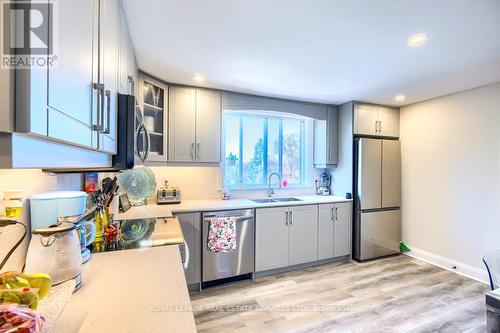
(116, 195, 352, 220)
(51, 246, 196, 333)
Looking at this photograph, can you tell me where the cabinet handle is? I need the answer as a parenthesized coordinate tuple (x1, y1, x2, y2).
(285, 211, 289, 226)
(92, 83, 104, 132)
(379, 121, 382, 133)
(290, 211, 293, 225)
(375, 120, 379, 134)
(197, 143, 200, 161)
(328, 147, 331, 162)
(191, 143, 195, 161)
(331, 207, 334, 221)
(103, 90, 111, 134)
(335, 207, 338, 220)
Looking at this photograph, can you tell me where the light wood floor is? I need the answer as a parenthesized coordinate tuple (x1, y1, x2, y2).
(191, 255, 489, 333)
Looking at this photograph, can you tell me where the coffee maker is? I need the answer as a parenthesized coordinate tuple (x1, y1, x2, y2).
(315, 171, 332, 196)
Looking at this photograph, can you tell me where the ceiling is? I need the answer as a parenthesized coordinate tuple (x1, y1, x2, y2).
(123, 0, 500, 106)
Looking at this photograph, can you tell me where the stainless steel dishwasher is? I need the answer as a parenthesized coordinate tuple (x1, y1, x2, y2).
(202, 209, 254, 283)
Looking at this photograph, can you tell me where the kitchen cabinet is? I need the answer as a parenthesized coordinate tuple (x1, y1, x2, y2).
(118, 2, 137, 95)
(314, 106, 339, 167)
(46, 0, 97, 148)
(288, 205, 318, 265)
(141, 76, 168, 161)
(255, 207, 289, 271)
(176, 212, 201, 286)
(99, 0, 119, 154)
(168, 87, 221, 163)
(353, 104, 399, 138)
(255, 205, 318, 272)
(318, 202, 351, 260)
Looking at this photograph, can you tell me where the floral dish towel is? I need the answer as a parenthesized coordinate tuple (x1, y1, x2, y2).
(208, 217, 237, 253)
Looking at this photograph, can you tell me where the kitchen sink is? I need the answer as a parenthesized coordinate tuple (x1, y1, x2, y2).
(272, 197, 302, 202)
(250, 197, 302, 204)
(250, 198, 277, 203)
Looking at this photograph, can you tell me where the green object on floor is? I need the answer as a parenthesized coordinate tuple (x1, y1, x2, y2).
(400, 241, 411, 252)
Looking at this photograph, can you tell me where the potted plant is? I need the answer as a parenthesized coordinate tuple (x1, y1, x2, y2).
(226, 152, 238, 166)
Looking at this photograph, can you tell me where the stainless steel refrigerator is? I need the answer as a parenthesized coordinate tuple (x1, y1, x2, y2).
(353, 138, 401, 261)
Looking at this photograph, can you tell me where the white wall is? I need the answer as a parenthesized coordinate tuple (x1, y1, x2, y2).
(0, 170, 82, 271)
(400, 82, 500, 278)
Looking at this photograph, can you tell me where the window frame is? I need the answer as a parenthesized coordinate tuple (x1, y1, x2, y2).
(222, 110, 307, 190)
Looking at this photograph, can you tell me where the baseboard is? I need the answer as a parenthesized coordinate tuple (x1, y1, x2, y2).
(404, 245, 489, 285)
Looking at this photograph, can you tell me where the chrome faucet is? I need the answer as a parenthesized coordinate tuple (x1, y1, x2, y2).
(267, 172, 281, 197)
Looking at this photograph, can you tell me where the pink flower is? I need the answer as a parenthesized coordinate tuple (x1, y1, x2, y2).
(282, 180, 288, 187)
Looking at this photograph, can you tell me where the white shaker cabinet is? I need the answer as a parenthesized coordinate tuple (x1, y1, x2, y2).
(353, 104, 399, 138)
(46, 0, 97, 148)
(168, 87, 221, 163)
(288, 205, 318, 265)
(318, 204, 335, 260)
(99, 0, 119, 154)
(168, 87, 197, 162)
(314, 106, 339, 167)
(317, 202, 352, 260)
(195, 89, 221, 162)
(256, 207, 290, 272)
(256, 205, 318, 272)
(333, 202, 351, 257)
(377, 107, 400, 138)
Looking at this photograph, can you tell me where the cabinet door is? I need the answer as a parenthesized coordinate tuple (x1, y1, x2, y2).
(313, 119, 327, 166)
(99, 0, 119, 154)
(288, 205, 318, 266)
(47, 0, 96, 148)
(333, 202, 351, 257)
(169, 87, 196, 162)
(353, 104, 378, 136)
(318, 204, 335, 260)
(118, 4, 129, 94)
(256, 207, 289, 272)
(326, 107, 338, 164)
(142, 77, 167, 161)
(195, 89, 221, 162)
(378, 107, 400, 138)
(177, 213, 201, 285)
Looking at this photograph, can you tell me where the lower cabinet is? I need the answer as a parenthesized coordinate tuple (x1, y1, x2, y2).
(256, 205, 318, 272)
(255, 207, 289, 271)
(176, 212, 201, 285)
(318, 202, 351, 260)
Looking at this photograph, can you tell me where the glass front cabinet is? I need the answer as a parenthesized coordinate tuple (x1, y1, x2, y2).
(140, 75, 168, 161)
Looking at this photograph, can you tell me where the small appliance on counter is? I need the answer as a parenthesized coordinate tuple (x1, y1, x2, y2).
(24, 222, 82, 291)
(29, 191, 87, 231)
(157, 180, 181, 205)
(30, 191, 96, 263)
(315, 171, 332, 196)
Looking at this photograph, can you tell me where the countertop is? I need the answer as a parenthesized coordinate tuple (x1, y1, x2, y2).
(51, 246, 196, 333)
(116, 195, 352, 220)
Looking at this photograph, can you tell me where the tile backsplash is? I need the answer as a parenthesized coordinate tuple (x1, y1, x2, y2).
(0, 170, 83, 271)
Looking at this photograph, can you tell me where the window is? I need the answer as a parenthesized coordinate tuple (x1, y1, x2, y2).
(223, 112, 306, 189)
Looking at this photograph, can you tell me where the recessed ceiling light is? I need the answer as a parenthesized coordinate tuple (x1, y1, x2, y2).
(407, 33, 428, 47)
(193, 74, 206, 83)
(395, 95, 406, 102)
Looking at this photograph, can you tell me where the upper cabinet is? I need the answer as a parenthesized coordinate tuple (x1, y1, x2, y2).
(99, 0, 119, 154)
(353, 104, 400, 138)
(118, 3, 137, 96)
(141, 76, 168, 161)
(314, 106, 339, 167)
(45, 0, 98, 149)
(168, 87, 221, 163)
